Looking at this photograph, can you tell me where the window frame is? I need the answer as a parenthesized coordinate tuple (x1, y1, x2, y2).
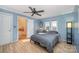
(50, 20, 58, 31)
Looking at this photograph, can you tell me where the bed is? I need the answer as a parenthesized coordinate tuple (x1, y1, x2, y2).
(30, 31, 60, 53)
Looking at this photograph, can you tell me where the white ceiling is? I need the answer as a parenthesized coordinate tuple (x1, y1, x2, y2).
(0, 5, 75, 19)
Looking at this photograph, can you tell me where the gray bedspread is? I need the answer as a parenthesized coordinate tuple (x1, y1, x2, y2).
(31, 31, 60, 53)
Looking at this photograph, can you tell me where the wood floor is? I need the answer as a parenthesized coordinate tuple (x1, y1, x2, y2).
(0, 39, 76, 53)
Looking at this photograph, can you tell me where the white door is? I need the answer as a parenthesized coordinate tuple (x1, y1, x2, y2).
(0, 12, 13, 45)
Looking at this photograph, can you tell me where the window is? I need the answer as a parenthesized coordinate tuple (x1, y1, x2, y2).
(44, 21, 58, 31)
(51, 21, 58, 31)
(44, 22, 50, 31)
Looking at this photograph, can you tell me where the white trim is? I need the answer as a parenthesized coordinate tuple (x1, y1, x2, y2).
(74, 46, 77, 53)
(17, 16, 19, 41)
(0, 6, 26, 16)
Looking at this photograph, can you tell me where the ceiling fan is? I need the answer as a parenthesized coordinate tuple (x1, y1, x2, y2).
(24, 7, 44, 16)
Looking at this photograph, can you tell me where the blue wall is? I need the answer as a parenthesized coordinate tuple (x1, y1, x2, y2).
(35, 13, 74, 41)
(13, 14, 17, 42)
(74, 6, 79, 52)
(34, 20, 40, 33)
(56, 13, 74, 41)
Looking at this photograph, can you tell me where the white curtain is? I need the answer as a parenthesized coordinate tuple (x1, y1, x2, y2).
(50, 21, 58, 31)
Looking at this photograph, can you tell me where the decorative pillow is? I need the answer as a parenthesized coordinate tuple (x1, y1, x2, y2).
(47, 31, 58, 34)
(38, 32, 46, 34)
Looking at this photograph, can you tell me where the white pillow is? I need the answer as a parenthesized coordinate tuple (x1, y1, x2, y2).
(38, 33, 46, 34)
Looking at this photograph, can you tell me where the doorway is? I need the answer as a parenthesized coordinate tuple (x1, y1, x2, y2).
(18, 16, 27, 40)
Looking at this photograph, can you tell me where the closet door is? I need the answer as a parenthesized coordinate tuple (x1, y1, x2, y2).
(0, 12, 13, 45)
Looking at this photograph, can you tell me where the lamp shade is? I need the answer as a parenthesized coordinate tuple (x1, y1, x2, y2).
(67, 22, 72, 28)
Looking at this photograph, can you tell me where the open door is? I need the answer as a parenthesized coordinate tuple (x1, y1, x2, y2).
(18, 16, 27, 40)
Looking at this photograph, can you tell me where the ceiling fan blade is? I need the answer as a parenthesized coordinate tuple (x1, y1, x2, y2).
(24, 12, 32, 13)
(29, 7, 33, 11)
(37, 10, 44, 12)
(31, 13, 35, 16)
(34, 8, 36, 11)
(36, 13, 41, 16)
(33, 8, 36, 12)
